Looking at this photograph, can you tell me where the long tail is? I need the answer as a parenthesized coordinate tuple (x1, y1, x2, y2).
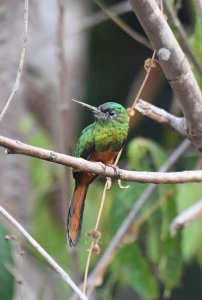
(67, 179, 89, 247)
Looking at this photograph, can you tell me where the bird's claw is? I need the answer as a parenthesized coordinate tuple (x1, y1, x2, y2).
(107, 164, 122, 179)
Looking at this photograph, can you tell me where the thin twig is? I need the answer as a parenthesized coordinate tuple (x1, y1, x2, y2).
(0, 0, 29, 121)
(164, 0, 202, 78)
(132, 51, 156, 108)
(93, 0, 152, 49)
(83, 34, 157, 292)
(83, 181, 108, 294)
(83, 2, 168, 295)
(0, 206, 88, 300)
(56, 0, 82, 283)
(85, 139, 190, 296)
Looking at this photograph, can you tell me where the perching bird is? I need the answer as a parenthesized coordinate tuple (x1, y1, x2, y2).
(67, 100, 129, 246)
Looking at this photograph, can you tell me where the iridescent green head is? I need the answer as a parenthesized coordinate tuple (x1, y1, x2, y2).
(73, 99, 129, 123)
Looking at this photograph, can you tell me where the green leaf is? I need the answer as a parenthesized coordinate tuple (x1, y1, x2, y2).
(0, 223, 14, 300)
(176, 183, 202, 261)
(111, 244, 159, 300)
(127, 137, 166, 171)
(33, 193, 69, 268)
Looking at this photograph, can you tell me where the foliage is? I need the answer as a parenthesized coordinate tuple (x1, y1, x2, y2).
(28, 131, 202, 299)
(105, 137, 182, 299)
(0, 223, 15, 300)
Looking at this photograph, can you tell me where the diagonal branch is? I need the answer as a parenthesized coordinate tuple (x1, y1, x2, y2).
(93, 0, 152, 49)
(170, 199, 202, 235)
(0, 206, 88, 300)
(70, 139, 190, 298)
(129, 0, 202, 150)
(135, 99, 185, 135)
(164, 0, 202, 78)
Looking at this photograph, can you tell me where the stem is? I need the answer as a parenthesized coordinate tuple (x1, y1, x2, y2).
(0, 206, 88, 300)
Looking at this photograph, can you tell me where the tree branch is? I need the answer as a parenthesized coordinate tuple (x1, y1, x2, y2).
(1, 135, 202, 184)
(170, 199, 202, 235)
(0, 206, 88, 300)
(135, 99, 185, 135)
(129, 0, 202, 150)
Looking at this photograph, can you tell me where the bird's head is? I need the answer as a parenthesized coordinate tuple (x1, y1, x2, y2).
(72, 99, 128, 123)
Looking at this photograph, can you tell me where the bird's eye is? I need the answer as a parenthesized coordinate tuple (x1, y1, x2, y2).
(108, 110, 116, 117)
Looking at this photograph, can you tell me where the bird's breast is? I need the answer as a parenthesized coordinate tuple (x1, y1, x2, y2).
(89, 151, 118, 164)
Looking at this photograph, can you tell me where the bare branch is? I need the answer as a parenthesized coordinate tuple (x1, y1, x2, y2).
(0, 0, 28, 121)
(0, 206, 88, 300)
(170, 199, 202, 235)
(0, 135, 201, 184)
(129, 0, 202, 150)
(135, 99, 185, 135)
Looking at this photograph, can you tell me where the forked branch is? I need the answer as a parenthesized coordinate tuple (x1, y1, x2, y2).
(130, 0, 202, 150)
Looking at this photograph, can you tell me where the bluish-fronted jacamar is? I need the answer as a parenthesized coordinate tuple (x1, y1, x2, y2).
(67, 100, 129, 246)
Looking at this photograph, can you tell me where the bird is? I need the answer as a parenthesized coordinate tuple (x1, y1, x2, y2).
(67, 100, 129, 247)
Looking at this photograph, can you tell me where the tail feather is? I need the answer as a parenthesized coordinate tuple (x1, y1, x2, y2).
(67, 181, 89, 247)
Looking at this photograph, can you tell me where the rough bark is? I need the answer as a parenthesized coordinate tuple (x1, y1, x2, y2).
(129, 0, 202, 150)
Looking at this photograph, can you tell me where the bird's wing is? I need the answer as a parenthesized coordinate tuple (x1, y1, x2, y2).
(73, 124, 95, 180)
(74, 123, 95, 159)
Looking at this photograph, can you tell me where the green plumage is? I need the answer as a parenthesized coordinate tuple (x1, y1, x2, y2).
(67, 101, 129, 246)
(75, 102, 129, 159)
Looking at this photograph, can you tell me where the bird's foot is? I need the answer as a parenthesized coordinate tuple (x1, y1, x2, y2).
(107, 164, 122, 179)
(118, 179, 130, 189)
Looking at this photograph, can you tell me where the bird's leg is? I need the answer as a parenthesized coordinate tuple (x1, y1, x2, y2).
(107, 163, 129, 189)
(107, 163, 122, 178)
(100, 162, 129, 189)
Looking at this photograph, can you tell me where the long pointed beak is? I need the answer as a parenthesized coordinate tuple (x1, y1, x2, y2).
(72, 99, 105, 117)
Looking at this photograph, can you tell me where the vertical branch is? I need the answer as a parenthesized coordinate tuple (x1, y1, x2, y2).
(56, 0, 81, 282)
(82, 1, 164, 295)
(0, 0, 29, 121)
